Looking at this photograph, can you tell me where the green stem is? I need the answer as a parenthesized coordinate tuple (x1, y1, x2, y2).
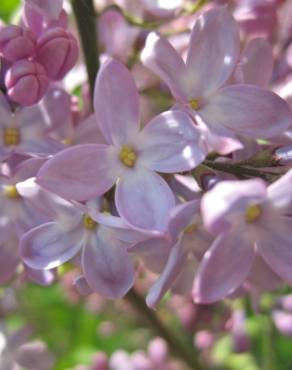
(126, 289, 203, 370)
(71, 0, 99, 103)
(202, 160, 280, 182)
(261, 316, 276, 370)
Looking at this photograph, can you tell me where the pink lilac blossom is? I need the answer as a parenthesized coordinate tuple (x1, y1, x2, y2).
(141, 7, 292, 154)
(36, 58, 206, 231)
(194, 169, 292, 303)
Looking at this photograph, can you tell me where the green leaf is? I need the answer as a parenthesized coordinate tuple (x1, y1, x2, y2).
(0, 0, 21, 22)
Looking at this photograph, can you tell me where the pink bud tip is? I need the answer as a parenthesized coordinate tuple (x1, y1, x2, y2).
(36, 27, 79, 80)
(0, 25, 36, 62)
(5, 60, 49, 106)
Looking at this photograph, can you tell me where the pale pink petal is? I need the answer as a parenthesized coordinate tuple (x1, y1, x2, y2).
(94, 58, 140, 145)
(146, 240, 188, 308)
(186, 7, 240, 99)
(195, 115, 244, 155)
(193, 227, 254, 303)
(82, 226, 134, 298)
(257, 216, 292, 283)
(199, 85, 292, 139)
(236, 38, 273, 86)
(202, 178, 267, 234)
(267, 169, 292, 213)
(168, 200, 200, 239)
(115, 167, 175, 231)
(138, 110, 205, 172)
(141, 32, 188, 101)
(20, 222, 84, 269)
(37, 144, 122, 201)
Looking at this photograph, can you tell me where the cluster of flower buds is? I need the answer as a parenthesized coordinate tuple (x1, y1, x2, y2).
(0, 0, 78, 106)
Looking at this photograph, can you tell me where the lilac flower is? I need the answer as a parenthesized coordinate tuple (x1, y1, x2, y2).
(20, 196, 153, 298)
(193, 169, 292, 303)
(132, 199, 212, 308)
(0, 91, 63, 159)
(141, 7, 292, 154)
(36, 58, 205, 231)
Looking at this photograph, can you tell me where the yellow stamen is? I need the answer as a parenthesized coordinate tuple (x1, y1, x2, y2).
(3, 185, 20, 199)
(62, 138, 74, 146)
(189, 99, 200, 110)
(119, 145, 137, 168)
(83, 214, 98, 230)
(3, 127, 21, 146)
(184, 223, 197, 234)
(245, 204, 261, 223)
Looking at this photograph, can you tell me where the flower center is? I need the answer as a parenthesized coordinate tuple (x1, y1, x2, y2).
(3, 185, 20, 199)
(119, 145, 137, 168)
(245, 204, 261, 223)
(189, 99, 200, 110)
(3, 127, 21, 146)
(83, 214, 98, 230)
(184, 223, 197, 234)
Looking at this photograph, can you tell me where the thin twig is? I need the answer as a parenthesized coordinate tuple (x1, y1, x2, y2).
(71, 0, 99, 103)
(126, 289, 203, 370)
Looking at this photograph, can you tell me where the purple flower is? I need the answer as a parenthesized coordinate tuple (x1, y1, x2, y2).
(193, 169, 292, 303)
(132, 199, 212, 308)
(141, 7, 292, 154)
(0, 90, 63, 159)
(20, 196, 153, 298)
(36, 58, 205, 231)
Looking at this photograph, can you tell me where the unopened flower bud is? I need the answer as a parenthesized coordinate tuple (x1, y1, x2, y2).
(36, 27, 78, 80)
(5, 60, 49, 106)
(0, 25, 35, 62)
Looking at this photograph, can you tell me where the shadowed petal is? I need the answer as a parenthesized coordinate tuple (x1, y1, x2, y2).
(94, 58, 140, 145)
(82, 226, 134, 298)
(193, 227, 254, 303)
(236, 38, 273, 86)
(146, 239, 188, 308)
(115, 167, 175, 231)
(186, 7, 239, 99)
(257, 216, 292, 283)
(141, 32, 188, 101)
(138, 110, 206, 172)
(20, 222, 84, 269)
(168, 200, 200, 239)
(37, 144, 122, 201)
(199, 85, 292, 139)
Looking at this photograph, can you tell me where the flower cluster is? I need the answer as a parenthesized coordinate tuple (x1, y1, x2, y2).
(0, 0, 292, 318)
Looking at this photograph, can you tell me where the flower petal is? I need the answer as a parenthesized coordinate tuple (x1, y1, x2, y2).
(202, 178, 267, 234)
(20, 222, 84, 269)
(193, 227, 254, 303)
(36, 144, 121, 201)
(141, 32, 188, 101)
(138, 110, 206, 172)
(115, 167, 175, 231)
(267, 169, 292, 213)
(186, 7, 239, 99)
(257, 216, 292, 283)
(94, 58, 140, 145)
(236, 38, 273, 87)
(168, 200, 200, 239)
(199, 85, 292, 139)
(82, 226, 134, 298)
(146, 239, 188, 308)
